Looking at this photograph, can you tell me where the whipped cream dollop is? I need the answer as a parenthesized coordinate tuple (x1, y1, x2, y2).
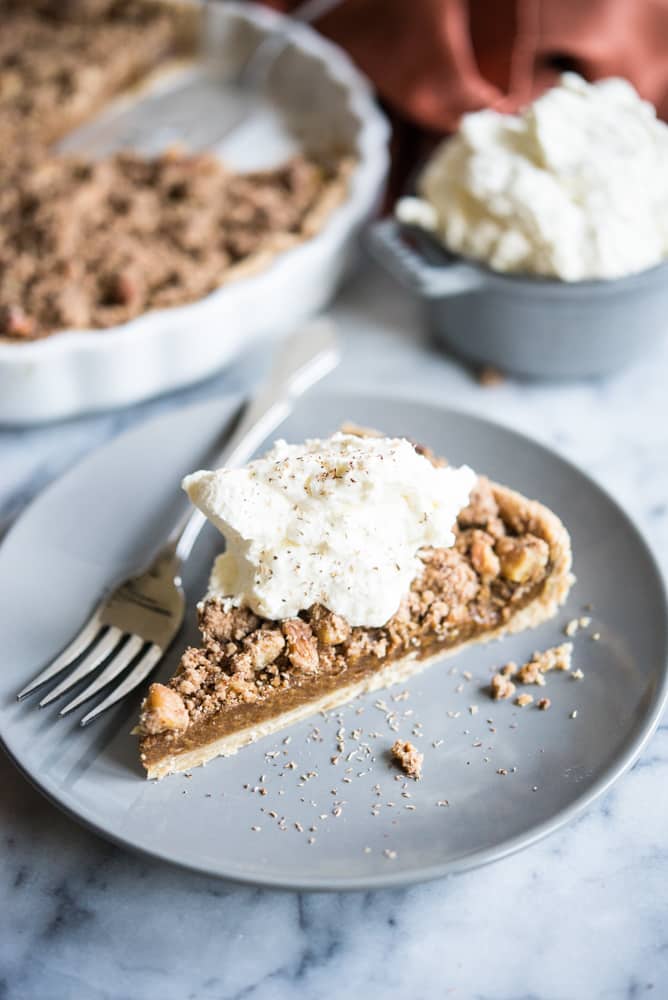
(183, 433, 476, 628)
(397, 73, 668, 281)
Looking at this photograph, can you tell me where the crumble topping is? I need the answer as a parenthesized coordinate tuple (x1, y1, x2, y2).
(0, 0, 349, 341)
(0, 0, 184, 160)
(1, 151, 342, 340)
(390, 740, 423, 780)
(137, 476, 557, 739)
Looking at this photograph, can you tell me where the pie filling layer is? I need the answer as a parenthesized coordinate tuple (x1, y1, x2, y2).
(137, 476, 573, 777)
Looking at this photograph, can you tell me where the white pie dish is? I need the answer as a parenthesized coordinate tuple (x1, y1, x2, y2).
(0, 1, 389, 425)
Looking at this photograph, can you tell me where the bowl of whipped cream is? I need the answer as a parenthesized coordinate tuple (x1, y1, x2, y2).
(369, 73, 668, 378)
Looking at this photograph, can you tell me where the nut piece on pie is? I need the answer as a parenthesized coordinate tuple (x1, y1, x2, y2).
(135, 439, 573, 779)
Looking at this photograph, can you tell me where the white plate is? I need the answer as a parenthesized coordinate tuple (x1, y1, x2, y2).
(1, 392, 666, 889)
(0, 3, 389, 424)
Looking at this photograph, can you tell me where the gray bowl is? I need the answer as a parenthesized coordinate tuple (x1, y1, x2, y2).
(367, 218, 668, 378)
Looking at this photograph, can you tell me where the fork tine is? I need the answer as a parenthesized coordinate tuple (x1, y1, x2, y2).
(79, 643, 163, 727)
(17, 611, 104, 701)
(59, 634, 145, 716)
(39, 626, 124, 707)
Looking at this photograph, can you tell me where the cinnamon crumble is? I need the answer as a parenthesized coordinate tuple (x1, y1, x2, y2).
(1, 151, 347, 340)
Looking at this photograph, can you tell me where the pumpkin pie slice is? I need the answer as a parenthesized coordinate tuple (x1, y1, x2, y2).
(135, 433, 572, 779)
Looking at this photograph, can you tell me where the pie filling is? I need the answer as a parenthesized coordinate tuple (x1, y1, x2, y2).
(137, 475, 572, 774)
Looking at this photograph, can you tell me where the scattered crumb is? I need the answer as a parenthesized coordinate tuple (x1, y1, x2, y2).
(490, 672, 516, 700)
(478, 364, 505, 387)
(496, 768, 508, 776)
(515, 693, 534, 708)
(592, 632, 601, 641)
(436, 799, 450, 807)
(394, 749, 420, 782)
(516, 661, 546, 685)
(515, 643, 573, 684)
(537, 697, 551, 711)
(469, 704, 479, 715)
(571, 669, 585, 681)
(565, 616, 591, 637)
(500, 662, 518, 677)
(251, 826, 261, 832)
(383, 849, 397, 860)
(570, 709, 578, 719)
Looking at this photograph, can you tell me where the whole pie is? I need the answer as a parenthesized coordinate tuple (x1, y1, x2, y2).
(0, 0, 350, 340)
(136, 431, 573, 779)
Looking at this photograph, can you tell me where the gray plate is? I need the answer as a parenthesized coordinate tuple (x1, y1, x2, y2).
(1, 393, 666, 890)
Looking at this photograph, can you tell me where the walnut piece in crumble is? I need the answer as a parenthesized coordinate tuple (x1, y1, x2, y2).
(139, 683, 188, 735)
(391, 740, 423, 780)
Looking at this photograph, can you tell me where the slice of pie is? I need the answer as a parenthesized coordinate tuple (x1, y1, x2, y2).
(136, 433, 572, 779)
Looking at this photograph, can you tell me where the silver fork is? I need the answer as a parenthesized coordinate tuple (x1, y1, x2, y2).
(16, 320, 339, 725)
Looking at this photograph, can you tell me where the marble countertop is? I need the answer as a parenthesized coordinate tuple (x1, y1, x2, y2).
(1, 261, 667, 1000)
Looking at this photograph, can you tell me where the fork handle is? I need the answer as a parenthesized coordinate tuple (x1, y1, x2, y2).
(168, 319, 340, 565)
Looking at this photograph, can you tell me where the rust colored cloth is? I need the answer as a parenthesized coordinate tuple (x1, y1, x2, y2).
(265, 0, 668, 128)
(264, 0, 668, 184)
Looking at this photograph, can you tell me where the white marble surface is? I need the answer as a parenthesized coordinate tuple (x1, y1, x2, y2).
(1, 261, 667, 1000)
